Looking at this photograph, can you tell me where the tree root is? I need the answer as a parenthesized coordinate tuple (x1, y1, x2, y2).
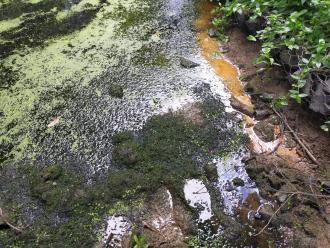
(0, 208, 22, 234)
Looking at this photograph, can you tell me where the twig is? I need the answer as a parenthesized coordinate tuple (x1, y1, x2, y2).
(195, 186, 207, 194)
(272, 107, 320, 167)
(274, 190, 330, 198)
(0, 208, 22, 234)
(253, 193, 295, 236)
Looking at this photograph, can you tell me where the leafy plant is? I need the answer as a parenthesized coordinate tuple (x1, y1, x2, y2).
(132, 234, 148, 248)
(274, 96, 288, 109)
(321, 118, 330, 132)
(214, 0, 330, 129)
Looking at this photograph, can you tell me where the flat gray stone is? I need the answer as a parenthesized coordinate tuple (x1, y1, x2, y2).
(179, 57, 200, 68)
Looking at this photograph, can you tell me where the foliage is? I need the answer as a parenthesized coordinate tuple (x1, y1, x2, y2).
(132, 234, 149, 248)
(321, 118, 330, 132)
(214, 0, 330, 125)
(273, 96, 288, 109)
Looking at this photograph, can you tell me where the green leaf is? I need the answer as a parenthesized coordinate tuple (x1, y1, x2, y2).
(247, 35, 257, 41)
(301, 58, 309, 64)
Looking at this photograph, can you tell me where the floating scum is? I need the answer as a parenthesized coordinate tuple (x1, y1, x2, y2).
(0, 0, 279, 247)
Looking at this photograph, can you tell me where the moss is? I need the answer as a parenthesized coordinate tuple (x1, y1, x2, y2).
(152, 53, 169, 66)
(133, 46, 169, 67)
(109, 84, 124, 98)
(41, 164, 63, 180)
(0, 1, 101, 59)
(112, 131, 134, 145)
(110, 113, 220, 197)
(111, 0, 154, 34)
(0, 97, 247, 246)
(28, 165, 88, 211)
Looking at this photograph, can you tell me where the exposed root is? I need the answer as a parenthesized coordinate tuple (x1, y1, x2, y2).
(0, 208, 22, 234)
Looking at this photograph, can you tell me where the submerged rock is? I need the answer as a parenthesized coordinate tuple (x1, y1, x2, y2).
(204, 163, 218, 182)
(42, 164, 63, 181)
(254, 109, 272, 120)
(109, 85, 124, 98)
(140, 188, 189, 248)
(208, 28, 220, 38)
(179, 57, 200, 68)
(113, 141, 140, 166)
(232, 177, 245, 187)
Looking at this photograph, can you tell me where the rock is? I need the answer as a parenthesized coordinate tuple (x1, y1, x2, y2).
(141, 188, 189, 248)
(259, 93, 274, 102)
(267, 173, 284, 190)
(109, 85, 124, 98)
(308, 79, 330, 116)
(254, 109, 272, 120)
(257, 203, 275, 220)
(244, 81, 257, 93)
(208, 28, 219, 38)
(42, 165, 63, 181)
(277, 193, 288, 203)
(232, 177, 245, 187)
(279, 49, 301, 70)
(253, 121, 275, 142)
(204, 163, 218, 182)
(179, 57, 200, 68)
(113, 141, 139, 166)
(223, 180, 235, 191)
(230, 96, 255, 117)
(285, 135, 297, 148)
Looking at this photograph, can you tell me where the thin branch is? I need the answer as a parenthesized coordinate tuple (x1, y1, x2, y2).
(272, 107, 320, 167)
(274, 190, 330, 198)
(253, 194, 295, 236)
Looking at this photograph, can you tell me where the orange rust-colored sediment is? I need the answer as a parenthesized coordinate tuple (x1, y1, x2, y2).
(195, 0, 252, 107)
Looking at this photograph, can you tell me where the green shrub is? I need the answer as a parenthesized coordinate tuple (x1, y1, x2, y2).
(215, 0, 329, 105)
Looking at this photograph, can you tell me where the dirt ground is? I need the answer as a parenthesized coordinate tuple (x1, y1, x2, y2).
(223, 26, 330, 247)
(224, 27, 330, 169)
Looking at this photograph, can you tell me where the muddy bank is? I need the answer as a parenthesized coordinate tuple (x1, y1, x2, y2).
(196, 0, 330, 247)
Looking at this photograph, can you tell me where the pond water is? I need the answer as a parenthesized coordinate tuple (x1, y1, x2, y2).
(1, 0, 233, 170)
(0, 0, 283, 247)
